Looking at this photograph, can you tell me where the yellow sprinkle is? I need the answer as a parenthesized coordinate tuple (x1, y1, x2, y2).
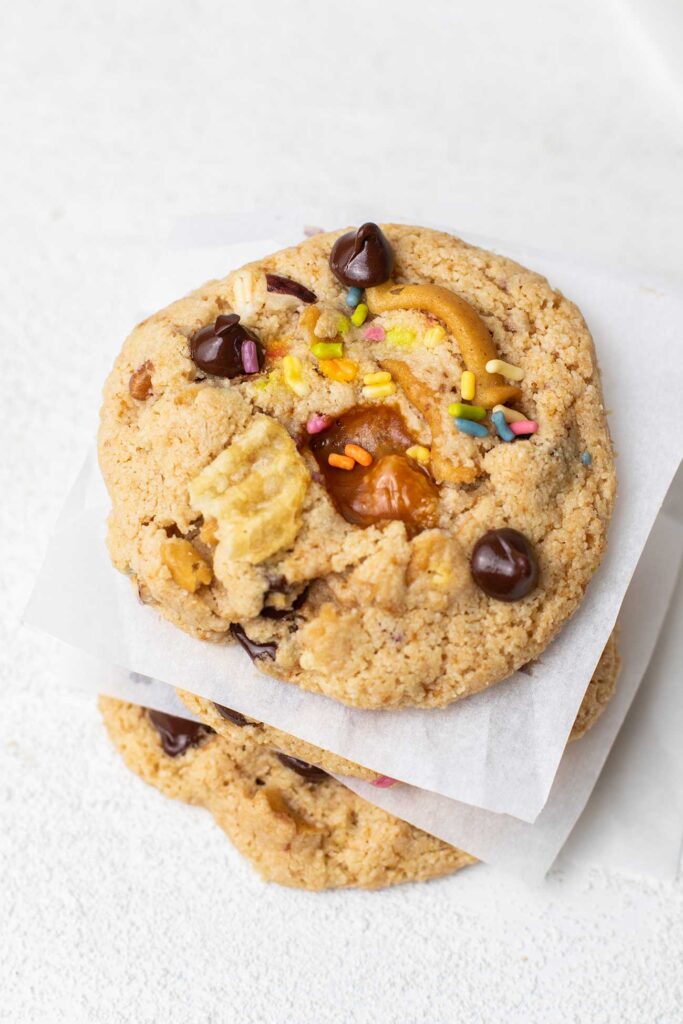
(406, 445, 431, 465)
(363, 370, 392, 386)
(461, 370, 476, 401)
(485, 358, 524, 382)
(282, 355, 309, 397)
(318, 358, 358, 383)
(350, 303, 368, 327)
(492, 403, 526, 423)
(385, 326, 417, 350)
(337, 315, 350, 335)
(362, 382, 397, 400)
(423, 325, 446, 349)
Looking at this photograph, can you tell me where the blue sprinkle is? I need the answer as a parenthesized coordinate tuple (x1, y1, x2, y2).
(581, 451, 592, 466)
(454, 417, 489, 438)
(346, 286, 363, 308)
(492, 410, 515, 442)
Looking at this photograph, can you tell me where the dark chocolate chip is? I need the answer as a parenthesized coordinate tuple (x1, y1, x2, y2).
(230, 623, 278, 661)
(265, 273, 316, 303)
(214, 313, 241, 334)
(276, 752, 328, 782)
(213, 703, 249, 727)
(329, 222, 394, 288)
(189, 315, 265, 378)
(147, 709, 214, 757)
(470, 528, 539, 601)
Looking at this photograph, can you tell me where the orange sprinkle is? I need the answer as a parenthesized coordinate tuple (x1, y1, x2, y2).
(344, 443, 373, 467)
(328, 453, 355, 471)
(318, 358, 359, 383)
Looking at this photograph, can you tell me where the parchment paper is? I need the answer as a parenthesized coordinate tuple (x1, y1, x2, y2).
(61, 498, 683, 882)
(24, 219, 683, 822)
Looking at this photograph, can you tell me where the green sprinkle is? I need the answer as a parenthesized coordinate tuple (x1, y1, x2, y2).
(337, 315, 350, 335)
(351, 303, 368, 327)
(385, 326, 417, 349)
(312, 341, 344, 359)
(448, 402, 486, 421)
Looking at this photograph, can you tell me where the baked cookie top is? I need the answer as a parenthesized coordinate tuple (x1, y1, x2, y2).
(99, 224, 616, 708)
(176, 628, 619, 779)
(99, 697, 475, 890)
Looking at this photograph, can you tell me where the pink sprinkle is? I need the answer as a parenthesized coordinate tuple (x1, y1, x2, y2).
(509, 419, 538, 435)
(363, 325, 385, 342)
(306, 413, 333, 435)
(370, 775, 399, 789)
(241, 340, 259, 374)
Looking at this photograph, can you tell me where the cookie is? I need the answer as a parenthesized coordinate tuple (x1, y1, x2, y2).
(99, 224, 616, 709)
(175, 628, 620, 780)
(175, 688, 385, 783)
(98, 697, 475, 890)
(569, 629, 620, 740)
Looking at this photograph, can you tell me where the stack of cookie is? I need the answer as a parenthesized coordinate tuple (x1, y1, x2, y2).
(98, 223, 617, 890)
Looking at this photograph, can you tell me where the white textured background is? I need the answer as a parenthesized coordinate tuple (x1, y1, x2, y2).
(2, 2, 683, 1022)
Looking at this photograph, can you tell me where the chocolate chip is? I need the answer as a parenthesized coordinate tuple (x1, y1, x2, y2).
(190, 315, 265, 378)
(129, 361, 153, 400)
(470, 528, 539, 601)
(329, 223, 394, 288)
(213, 703, 249, 727)
(230, 623, 277, 661)
(276, 752, 328, 782)
(147, 709, 214, 757)
(265, 273, 316, 303)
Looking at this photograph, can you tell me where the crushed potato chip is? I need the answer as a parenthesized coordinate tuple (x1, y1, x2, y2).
(189, 415, 310, 565)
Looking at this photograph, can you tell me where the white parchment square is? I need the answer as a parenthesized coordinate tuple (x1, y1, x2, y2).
(24, 218, 683, 821)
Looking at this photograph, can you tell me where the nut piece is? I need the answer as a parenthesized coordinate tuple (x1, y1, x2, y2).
(366, 282, 521, 409)
(198, 516, 219, 546)
(188, 415, 310, 566)
(161, 538, 213, 593)
(128, 361, 153, 400)
(313, 307, 342, 339)
(299, 304, 321, 345)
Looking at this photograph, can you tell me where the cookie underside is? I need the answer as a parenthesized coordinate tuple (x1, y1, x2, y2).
(175, 627, 620, 779)
(99, 697, 475, 891)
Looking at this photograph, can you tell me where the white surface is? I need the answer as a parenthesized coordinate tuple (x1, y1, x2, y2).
(25, 230, 683, 823)
(2, 1, 683, 1022)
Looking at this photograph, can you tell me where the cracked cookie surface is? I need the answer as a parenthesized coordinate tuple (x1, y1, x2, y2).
(99, 225, 616, 708)
(99, 697, 475, 890)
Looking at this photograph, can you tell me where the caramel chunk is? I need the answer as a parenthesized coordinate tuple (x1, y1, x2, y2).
(309, 406, 439, 533)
